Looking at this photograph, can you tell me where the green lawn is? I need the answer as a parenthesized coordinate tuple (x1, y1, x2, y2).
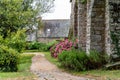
(0, 54, 37, 80)
(70, 70, 120, 80)
(24, 49, 39, 52)
(43, 52, 61, 67)
(44, 52, 120, 80)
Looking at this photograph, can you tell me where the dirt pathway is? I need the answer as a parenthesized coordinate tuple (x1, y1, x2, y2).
(30, 52, 93, 80)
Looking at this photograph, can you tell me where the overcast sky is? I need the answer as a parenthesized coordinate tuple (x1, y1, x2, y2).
(42, 0, 71, 20)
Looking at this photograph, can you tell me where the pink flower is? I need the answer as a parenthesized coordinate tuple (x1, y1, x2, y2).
(50, 38, 78, 58)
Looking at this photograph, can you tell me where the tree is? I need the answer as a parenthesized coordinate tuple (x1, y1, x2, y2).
(0, 0, 54, 37)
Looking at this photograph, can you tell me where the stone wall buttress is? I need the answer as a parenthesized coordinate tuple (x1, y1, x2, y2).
(77, 1, 87, 50)
(105, 0, 111, 55)
(86, 0, 95, 54)
(90, 0, 106, 53)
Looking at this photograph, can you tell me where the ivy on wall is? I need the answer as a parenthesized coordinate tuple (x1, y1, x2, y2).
(109, 1, 120, 56)
(80, 0, 87, 3)
(75, 0, 87, 4)
(111, 31, 120, 56)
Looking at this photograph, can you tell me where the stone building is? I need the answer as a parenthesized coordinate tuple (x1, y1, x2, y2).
(37, 19, 70, 43)
(70, 0, 120, 55)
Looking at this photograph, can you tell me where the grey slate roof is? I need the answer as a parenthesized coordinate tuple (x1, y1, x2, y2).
(38, 19, 70, 38)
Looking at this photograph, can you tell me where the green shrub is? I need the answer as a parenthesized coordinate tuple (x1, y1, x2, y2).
(58, 49, 108, 71)
(58, 49, 88, 71)
(6, 30, 26, 53)
(1, 30, 26, 53)
(38, 43, 49, 51)
(26, 40, 58, 52)
(27, 42, 40, 50)
(87, 51, 108, 69)
(47, 40, 58, 47)
(0, 35, 4, 44)
(0, 30, 25, 72)
(26, 41, 48, 51)
(0, 45, 19, 72)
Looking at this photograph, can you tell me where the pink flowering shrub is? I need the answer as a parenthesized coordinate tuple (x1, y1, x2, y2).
(50, 39, 78, 58)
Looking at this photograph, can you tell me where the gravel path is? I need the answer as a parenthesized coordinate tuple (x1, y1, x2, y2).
(30, 52, 93, 80)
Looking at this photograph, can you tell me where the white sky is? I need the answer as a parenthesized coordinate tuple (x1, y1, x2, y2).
(42, 0, 71, 20)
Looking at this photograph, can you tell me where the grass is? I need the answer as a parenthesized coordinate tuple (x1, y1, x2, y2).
(25, 49, 39, 52)
(44, 52, 120, 80)
(0, 53, 37, 80)
(69, 70, 120, 80)
(43, 52, 61, 67)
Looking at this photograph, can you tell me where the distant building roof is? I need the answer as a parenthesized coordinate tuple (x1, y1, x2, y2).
(38, 19, 70, 38)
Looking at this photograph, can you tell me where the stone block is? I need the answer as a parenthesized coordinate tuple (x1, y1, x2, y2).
(91, 35, 101, 42)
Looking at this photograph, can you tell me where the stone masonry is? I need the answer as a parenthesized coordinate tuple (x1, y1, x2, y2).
(70, 0, 120, 55)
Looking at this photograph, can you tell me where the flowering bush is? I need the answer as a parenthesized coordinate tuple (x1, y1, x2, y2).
(50, 39, 78, 58)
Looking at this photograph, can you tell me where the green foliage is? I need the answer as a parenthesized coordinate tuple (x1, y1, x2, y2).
(44, 52, 61, 67)
(0, 54, 35, 79)
(68, 26, 74, 40)
(58, 49, 108, 71)
(0, 30, 26, 72)
(0, 45, 19, 72)
(80, 0, 87, 4)
(26, 42, 48, 51)
(87, 51, 108, 69)
(0, 35, 4, 43)
(18, 54, 34, 72)
(0, 0, 32, 37)
(26, 42, 40, 50)
(26, 40, 58, 52)
(38, 43, 49, 52)
(47, 40, 58, 48)
(27, 42, 49, 51)
(110, 31, 120, 56)
(76, 0, 87, 4)
(58, 49, 88, 71)
(0, 0, 54, 37)
(43, 52, 120, 80)
(1, 30, 26, 53)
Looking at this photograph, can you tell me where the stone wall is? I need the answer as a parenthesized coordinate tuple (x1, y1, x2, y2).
(86, 0, 95, 54)
(70, 0, 78, 38)
(70, 0, 120, 55)
(108, 0, 120, 55)
(77, 1, 87, 50)
(70, 0, 104, 54)
(37, 37, 62, 43)
(90, 0, 106, 52)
